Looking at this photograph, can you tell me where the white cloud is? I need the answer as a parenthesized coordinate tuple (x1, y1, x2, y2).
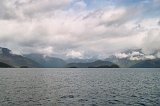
(66, 50, 84, 59)
(114, 50, 157, 60)
(0, 0, 159, 59)
(145, 55, 156, 60)
(21, 0, 72, 16)
(0, 0, 73, 19)
(73, 0, 87, 10)
(115, 53, 129, 59)
(142, 28, 160, 54)
(156, 52, 160, 58)
(101, 7, 126, 24)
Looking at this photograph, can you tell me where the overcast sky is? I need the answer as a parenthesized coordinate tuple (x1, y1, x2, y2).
(0, 0, 160, 59)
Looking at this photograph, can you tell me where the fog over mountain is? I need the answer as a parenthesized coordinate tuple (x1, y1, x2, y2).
(0, 0, 160, 59)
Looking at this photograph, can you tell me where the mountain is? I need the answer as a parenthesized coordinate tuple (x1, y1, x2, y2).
(25, 54, 120, 68)
(106, 49, 160, 68)
(131, 59, 160, 68)
(0, 62, 13, 68)
(1, 47, 159, 68)
(0, 47, 41, 68)
(105, 57, 140, 68)
(66, 58, 96, 63)
(24, 54, 66, 68)
(66, 60, 119, 68)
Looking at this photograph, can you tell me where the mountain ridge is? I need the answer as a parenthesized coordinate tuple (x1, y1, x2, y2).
(131, 59, 160, 68)
(66, 60, 119, 68)
(0, 47, 160, 68)
(0, 47, 41, 68)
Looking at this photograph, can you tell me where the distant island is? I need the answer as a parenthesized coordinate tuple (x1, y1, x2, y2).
(0, 47, 160, 68)
(66, 60, 119, 68)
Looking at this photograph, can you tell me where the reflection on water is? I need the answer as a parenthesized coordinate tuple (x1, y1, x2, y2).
(0, 68, 160, 106)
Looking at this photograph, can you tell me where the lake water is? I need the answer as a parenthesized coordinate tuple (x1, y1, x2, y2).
(0, 69, 160, 106)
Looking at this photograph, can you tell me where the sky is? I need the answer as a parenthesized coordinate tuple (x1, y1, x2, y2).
(0, 0, 160, 59)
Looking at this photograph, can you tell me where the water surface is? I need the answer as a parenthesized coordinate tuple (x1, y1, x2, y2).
(0, 68, 160, 106)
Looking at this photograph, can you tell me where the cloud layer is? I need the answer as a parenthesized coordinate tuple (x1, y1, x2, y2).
(0, 0, 159, 59)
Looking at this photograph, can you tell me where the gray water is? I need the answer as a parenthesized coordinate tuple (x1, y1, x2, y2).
(0, 69, 160, 106)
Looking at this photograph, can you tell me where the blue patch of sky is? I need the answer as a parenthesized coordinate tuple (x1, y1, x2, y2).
(83, 0, 113, 9)
(142, 6, 160, 18)
(66, 0, 159, 18)
(83, 0, 153, 9)
(114, 0, 152, 6)
(84, 0, 160, 17)
(67, 0, 155, 10)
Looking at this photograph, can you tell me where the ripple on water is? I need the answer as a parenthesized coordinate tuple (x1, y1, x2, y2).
(0, 68, 160, 106)
(61, 95, 75, 99)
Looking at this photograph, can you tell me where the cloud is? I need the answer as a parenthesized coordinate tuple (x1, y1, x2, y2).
(0, 0, 73, 19)
(142, 28, 160, 54)
(66, 50, 84, 58)
(138, 18, 160, 54)
(19, 0, 73, 16)
(0, 0, 18, 19)
(114, 50, 157, 60)
(72, 0, 87, 10)
(156, 52, 160, 58)
(115, 53, 129, 59)
(0, 0, 159, 59)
